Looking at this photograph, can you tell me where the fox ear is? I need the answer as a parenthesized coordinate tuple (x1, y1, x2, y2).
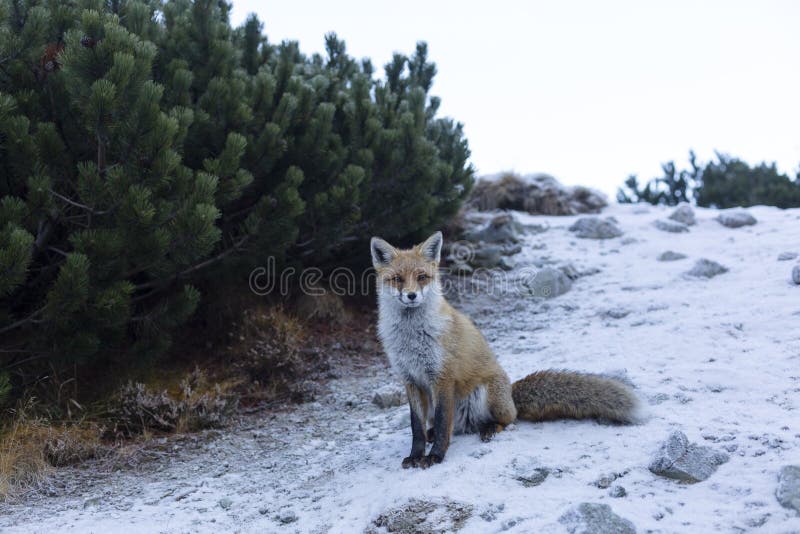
(370, 237, 397, 268)
(419, 231, 443, 263)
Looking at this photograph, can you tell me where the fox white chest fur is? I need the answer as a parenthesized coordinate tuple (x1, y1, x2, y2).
(376, 285, 448, 388)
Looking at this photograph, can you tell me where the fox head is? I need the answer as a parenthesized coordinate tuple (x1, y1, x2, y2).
(370, 231, 443, 309)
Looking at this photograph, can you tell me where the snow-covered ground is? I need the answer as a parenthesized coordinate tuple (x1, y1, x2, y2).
(2, 204, 800, 533)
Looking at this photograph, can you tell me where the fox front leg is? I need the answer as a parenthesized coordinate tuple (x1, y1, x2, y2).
(402, 385, 428, 469)
(418, 387, 455, 468)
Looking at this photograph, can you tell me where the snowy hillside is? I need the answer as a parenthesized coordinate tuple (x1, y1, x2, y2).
(2, 204, 800, 533)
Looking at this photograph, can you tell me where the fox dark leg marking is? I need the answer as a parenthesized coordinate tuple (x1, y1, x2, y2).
(402, 385, 427, 468)
(419, 387, 455, 468)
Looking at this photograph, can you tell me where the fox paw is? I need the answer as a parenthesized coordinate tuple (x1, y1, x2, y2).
(417, 454, 443, 469)
(402, 455, 423, 469)
(479, 422, 505, 442)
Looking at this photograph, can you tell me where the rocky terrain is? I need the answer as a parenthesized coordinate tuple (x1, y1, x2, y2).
(2, 199, 800, 533)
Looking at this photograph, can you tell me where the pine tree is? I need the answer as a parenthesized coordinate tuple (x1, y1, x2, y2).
(0, 1, 473, 378)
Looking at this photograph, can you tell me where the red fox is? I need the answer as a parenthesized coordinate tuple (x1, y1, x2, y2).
(371, 231, 639, 468)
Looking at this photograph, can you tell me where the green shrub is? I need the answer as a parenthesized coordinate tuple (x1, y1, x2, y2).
(0, 1, 472, 370)
(618, 151, 800, 208)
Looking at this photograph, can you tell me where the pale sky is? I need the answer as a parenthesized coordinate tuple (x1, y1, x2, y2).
(230, 0, 800, 197)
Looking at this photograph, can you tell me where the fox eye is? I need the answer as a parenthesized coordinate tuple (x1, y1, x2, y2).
(391, 275, 403, 284)
(417, 273, 428, 282)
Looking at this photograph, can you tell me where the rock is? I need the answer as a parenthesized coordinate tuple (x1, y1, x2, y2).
(657, 251, 687, 262)
(654, 219, 689, 233)
(793, 265, 800, 285)
(600, 308, 630, 320)
(608, 486, 627, 498)
(369, 498, 473, 534)
(450, 262, 473, 276)
(277, 511, 298, 524)
(592, 473, 619, 489)
(668, 203, 696, 226)
(559, 263, 601, 280)
(498, 256, 516, 271)
(523, 267, 572, 298)
(715, 210, 757, 228)
(372, 385, 406, 409)
(558, 503, 636, 534)
(569, 217, 623, 239)
(469, 173, 607, 215)
(471, 245, 503, 269)
(464, 213, 523, 244)
(218, 497, 233, 510)
(776, 465, 800, 512)
(778, 252, 798, 261)
(83, 496, 102, 509)
(686, 259, 728, 278)
(515, 467, 550, 487)
(479, 503, 505, 522)
(648, 430, 729, 482)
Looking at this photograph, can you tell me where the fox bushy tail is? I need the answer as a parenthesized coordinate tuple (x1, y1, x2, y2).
(511, 370, 639, 424)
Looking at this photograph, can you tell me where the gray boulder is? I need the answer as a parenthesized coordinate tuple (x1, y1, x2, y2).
(569, 217, 623, 239)
(369, 498, 473, 534)
(464, 213, 523, 244)
(469, 173, 607, 215)
(668, 203, 696, 226)
(715, 210, 757, 228)
(686, 259, 728, 278)
(464, 244, 502, 269)
(654, 219, 689, 233)
(657, 251, 687, 262)
(524, 267, 573, 298)
(793, 265, 800, 285)
(778, 252, 797, 261)
(559, 503, 636, 534)
(776, 465, 800, 512)
(649, 430, 729, 483)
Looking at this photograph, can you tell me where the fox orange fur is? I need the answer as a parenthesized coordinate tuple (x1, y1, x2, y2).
(371, 231, 638, 468)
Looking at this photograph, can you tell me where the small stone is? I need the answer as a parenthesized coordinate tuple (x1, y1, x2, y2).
(218, 497, 233, 510)
(568, 217, 623, 239)
(499, 256, 516, 271)
(464, 213, 523, 243)
(83, 497, 102, 509)
(258, 507, 269, 515)
(792, 265, 800, 285)
(668, 203, 696, 226)
(592, 473, 619, 489)
(657, 251, 687, 262)
(649, 430, 729, 483)
(523, 267, 572, 298)
(778, 252, 797, 261)
(654, 219, 689, 233)
(608, 485, 627, 498)
(600, 308, 630, 320)
(686, 259, 728, 278)
(515, 467, 550, 487)
(372, 498, 473, 533)
(372, 385, 406, 409)
(277, 511, 298, 524)
(559, 503, 635, 534)
(715, 210, 757, 228)
(776, 465, 800, 512)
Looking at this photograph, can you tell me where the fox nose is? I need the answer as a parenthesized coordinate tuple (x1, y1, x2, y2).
(406, 292, 417, 301)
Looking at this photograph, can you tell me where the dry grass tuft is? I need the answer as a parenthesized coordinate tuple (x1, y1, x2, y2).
(0, 412, 104, 500)
(107, 367, 239, 438)
(294, 288, 347, 325)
